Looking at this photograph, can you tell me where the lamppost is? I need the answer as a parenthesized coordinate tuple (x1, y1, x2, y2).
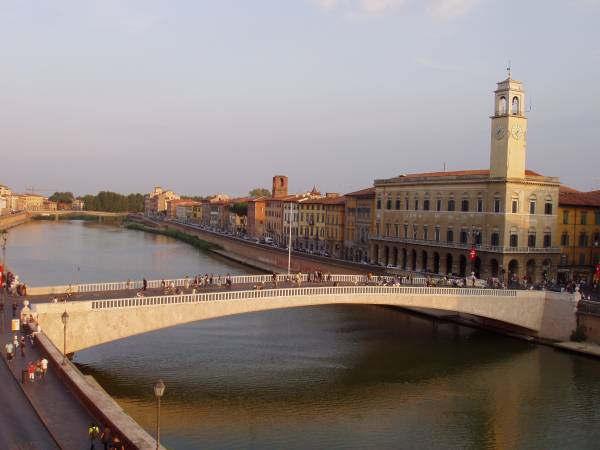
(1, 230, 7, 334)
(61, 310, 69, 365)
(286, 203, 296, 276)
(153, 379, 166, 450)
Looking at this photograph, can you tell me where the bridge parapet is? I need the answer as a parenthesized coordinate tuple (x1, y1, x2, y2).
(28, 274, 431, 296)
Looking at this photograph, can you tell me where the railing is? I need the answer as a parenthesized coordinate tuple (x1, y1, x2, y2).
(371, 236, 560, 254)
(63, 274, 433, 294)
(90, 285, 518, 310)
(577, 300, 600, 316)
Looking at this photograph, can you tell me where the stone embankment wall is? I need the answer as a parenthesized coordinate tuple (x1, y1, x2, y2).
(578, 314, 600, 344)
(130, 216, 381, 276)
(35, 329, 162, 450)
(0, 211, 29, 230)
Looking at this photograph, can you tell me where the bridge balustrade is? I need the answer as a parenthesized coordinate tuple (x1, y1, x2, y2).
(90, 286, 516, 311)
(66, 274, 432, 294)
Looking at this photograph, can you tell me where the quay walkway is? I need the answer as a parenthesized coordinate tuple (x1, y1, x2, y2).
(1, 309, 95, 449)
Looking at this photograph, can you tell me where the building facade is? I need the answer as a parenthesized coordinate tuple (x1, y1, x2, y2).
(370, 76, 560, 283)
(343, 187, 375, 263)
(558, 188, 600, 283)
(144, 187, 180, 217)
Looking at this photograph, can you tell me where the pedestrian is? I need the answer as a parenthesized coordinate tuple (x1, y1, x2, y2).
(20, 336, 26, 358)
(100, 423, 112, 450)
(13, 336, 19, 359)
(88, 423, 100, 449)
(111, 436, 124, 450)
(142, 278, 148, 291)
(5, 342, 13, 362)
(40, 357, 48, 379)
(27, 361, 36, 382)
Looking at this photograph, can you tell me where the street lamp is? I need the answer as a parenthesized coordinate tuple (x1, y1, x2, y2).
(61, 310, 69, 365)
(153, 379, 166, 450)
(0, 230, 6, 334)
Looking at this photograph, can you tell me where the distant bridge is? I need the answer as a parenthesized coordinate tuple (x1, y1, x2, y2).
(29, 210, 129, 218)
(29, 275, 578, 353)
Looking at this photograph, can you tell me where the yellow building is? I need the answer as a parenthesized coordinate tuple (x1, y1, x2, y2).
(558, 188, 600, 283)
(371, 75, 561, 283)
(16, 194, 46, 211)
(323, 195, 345, 258)
(343, 187, 375, 262)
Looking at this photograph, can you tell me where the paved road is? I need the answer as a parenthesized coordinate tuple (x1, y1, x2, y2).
(0, 336, 58, 450)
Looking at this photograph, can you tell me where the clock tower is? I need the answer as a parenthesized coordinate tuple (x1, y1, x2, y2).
(489, 75, 527, 179)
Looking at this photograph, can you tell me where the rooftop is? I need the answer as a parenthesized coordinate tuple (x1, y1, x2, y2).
(376, 169, 550, 185)
(559, 189, 600, 208)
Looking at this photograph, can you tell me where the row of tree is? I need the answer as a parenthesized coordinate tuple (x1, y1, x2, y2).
(47, 187, 271, 214)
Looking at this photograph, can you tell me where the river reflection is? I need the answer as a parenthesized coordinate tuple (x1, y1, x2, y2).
(8, 221, 600, 449)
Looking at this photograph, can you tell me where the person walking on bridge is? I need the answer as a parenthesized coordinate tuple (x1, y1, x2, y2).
(142, 278, 148, 291)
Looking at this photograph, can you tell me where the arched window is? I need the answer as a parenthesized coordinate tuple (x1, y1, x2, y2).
(512, 96, 520, 115)
(498, 96, 507, 115)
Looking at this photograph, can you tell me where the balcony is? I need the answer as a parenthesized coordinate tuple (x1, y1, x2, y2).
(370, 235, 561, 254)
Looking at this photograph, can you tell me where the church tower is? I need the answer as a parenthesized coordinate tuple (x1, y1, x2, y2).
(489, 74, 527, 179)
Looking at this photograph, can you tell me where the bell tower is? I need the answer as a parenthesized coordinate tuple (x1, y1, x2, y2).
(489, 73, 527, 179)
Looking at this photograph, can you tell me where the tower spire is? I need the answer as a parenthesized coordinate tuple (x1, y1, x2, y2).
(506, 60, 511, 79)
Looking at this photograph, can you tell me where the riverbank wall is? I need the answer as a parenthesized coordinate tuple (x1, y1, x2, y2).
(129, 216, 381, 276)
(0, 211, 29, 231)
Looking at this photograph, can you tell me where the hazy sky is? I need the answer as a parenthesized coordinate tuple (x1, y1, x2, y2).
(1, 0, 599, 197)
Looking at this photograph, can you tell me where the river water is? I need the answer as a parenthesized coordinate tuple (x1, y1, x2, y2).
(7, 221, 600, 449)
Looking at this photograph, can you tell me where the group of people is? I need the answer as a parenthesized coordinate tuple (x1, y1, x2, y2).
(88, 422, 125, 450)
(1, 271, 28, 296)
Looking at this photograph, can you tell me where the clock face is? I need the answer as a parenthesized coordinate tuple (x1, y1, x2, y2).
(494, 126, 506, 140)
(511, 125, 523, 140)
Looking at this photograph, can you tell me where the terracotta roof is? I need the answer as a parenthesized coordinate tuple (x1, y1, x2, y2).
(321, 196, 346, 205)
(559, 185, 581, 194)
(559, 190, 600, 207)
(345, 187, 375, 197)
(395, 169, 543, 179)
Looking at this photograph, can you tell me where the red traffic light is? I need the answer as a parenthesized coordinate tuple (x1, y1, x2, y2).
(469, 248, 477, 261)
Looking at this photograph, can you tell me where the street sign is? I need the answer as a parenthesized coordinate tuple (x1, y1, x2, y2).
(11, 319, 20, 332)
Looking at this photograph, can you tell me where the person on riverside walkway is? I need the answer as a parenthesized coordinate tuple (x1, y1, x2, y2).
(88, 423, 100, 449)
(100, 423, 112, 450)
(20, 336, 26, 358)
(13, 335, 19, 359)
(142, 278, 148, 291)
(40, 357, 48, 379)
(5, 342, 13, 362)
(27, 361, 36, 382)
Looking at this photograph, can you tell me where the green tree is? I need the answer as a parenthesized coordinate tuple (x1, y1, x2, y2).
(248, 188, 270, 198)
(81, 191, 145, 212)
(49, 192, 75, 203)
(230, 202, 248, 216)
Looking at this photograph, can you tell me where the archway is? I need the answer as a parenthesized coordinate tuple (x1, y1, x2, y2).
(402, 248, 407, 270)
(446, 254, 453, 275)
(542, 259, 552, 282)
(411, 250, 417, 271)
(393, 247, 398, 267)
(421, 251, 428, 272)
(459, 255, 467, 277)
(526, 259, 536, 284)
(384, 246, 390, 266)
(508, 259, 519, 286)
(490, 258, 499, 278)
(474, 257, 482, 279)
(433, 252, 440, 274)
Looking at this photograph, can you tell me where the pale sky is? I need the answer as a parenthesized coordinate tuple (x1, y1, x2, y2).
(1, 0, 599, 197)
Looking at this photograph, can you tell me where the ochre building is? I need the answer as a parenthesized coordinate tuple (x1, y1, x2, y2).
(557, 187, 600, 283)
(370, 75, 560, 283)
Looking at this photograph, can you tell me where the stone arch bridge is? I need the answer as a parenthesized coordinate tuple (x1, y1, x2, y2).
(30, 276, 577, 354)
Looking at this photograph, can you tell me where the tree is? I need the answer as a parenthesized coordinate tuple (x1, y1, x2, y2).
(49, 192, 75, 203)
(81, 191, 145, 212)
(248, 188, 270, 198)
(230, 202, 248, 216)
